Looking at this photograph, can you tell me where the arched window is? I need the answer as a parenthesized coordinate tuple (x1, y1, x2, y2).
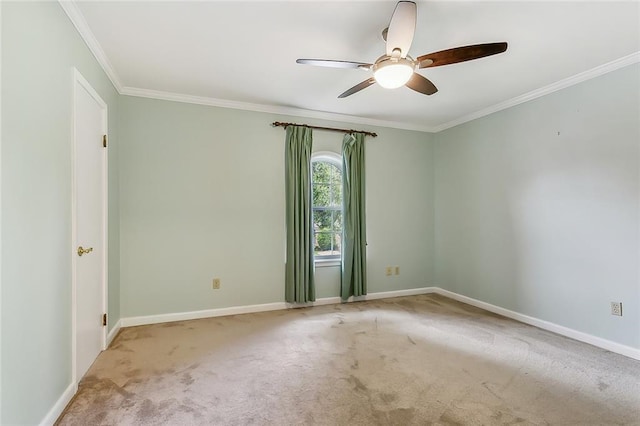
(311, 152, 342, 262)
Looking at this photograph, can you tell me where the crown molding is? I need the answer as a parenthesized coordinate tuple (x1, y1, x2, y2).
(431, 51, 640, 133)
(120, 86, 436, 133)
(58, 0, 123, 92)
(59, 0, 638, 135)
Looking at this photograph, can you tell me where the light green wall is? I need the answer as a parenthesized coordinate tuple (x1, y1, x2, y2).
(1, 2, 120, 424)
(5, 3, 636, 425)
(434, 64, 640, 349)
(119, 96, 434, 317)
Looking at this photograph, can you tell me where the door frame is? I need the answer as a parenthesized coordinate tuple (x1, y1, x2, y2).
(71, 68, 108, 385)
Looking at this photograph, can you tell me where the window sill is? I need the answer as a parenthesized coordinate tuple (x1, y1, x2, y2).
(315, 259, 341, 268)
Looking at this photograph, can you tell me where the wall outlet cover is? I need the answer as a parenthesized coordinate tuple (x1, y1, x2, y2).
(610, 302, 622, 316)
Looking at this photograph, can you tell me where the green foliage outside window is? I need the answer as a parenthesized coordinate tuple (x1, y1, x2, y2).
(312, 160, 342, 257)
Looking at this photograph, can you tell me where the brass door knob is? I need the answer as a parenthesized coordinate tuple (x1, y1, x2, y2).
(77, 246, 94, 257)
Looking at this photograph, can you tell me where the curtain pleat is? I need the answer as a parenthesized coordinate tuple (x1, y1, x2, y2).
(341, 133, 367, 300)
(285, 126, 315, 303)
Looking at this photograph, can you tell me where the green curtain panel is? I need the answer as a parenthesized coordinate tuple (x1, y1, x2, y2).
(285, 126, 315, 303)
(341, 132, 367, 300)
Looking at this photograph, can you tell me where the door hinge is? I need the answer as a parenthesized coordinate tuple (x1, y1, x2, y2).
(102, 134, 107, 148)
(102, 313, 107, 326)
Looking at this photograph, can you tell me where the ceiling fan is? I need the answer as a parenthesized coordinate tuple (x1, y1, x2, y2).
(296, 1, 508, 98)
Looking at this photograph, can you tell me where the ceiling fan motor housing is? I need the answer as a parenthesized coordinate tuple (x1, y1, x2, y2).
(373, 55, 415, 89)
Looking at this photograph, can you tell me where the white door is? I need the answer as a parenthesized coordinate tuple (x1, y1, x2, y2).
(72, 69, 107, 382)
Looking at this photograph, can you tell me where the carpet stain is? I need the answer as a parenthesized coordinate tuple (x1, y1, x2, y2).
(348, 375, 369, 393)
(396, 299, 418, 313)
(124, 368, 142, 378)
(108, 380, 135, 399)
(481, 381, 504, 401)
(80, 376, 136, 401)
(116, 357, 132, 367)
(119, 398, 137, 409)
(136, 399, 156, 421)
(111, 343, 134, 353)
(167, 345, 179, 356)
(598, 380, 610, 391)
(438, 411, 464, 425)
(92, 411, 108, 424)
(491, 410, 528, 425)
(178, 403, 202, 418)
(120, 328, 153, 341)
(380, 392, 397, 403)
(181, 372, 194, 385)
(158, 399, 176, 410)
(161, 322, 184, 328)
(388, 407, 416, 424)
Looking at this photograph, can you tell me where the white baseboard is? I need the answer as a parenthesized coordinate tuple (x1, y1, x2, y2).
(354, 287, 437, 301)
(121, 287, 438, 326)
(121, 301, 288, 327)
(434, 288, 640, 361)
(38, 382, 77, 426)
(286, 287, 437, 308)
(106, 319, 122, 346)
(120, 285, 639, 360)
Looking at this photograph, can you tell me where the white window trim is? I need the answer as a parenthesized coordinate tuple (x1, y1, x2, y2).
(312, 151, 341, 165)
(315, 258, 342, 268)
(311, 151, 342, 265)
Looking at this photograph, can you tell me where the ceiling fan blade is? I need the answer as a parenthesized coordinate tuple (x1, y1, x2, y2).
(405, 73, 438, 96)
(385, 1, 416, 58)
(296, 59, 372, 70)
(418, 42, 508, 68)
(338, 78, 376, 98)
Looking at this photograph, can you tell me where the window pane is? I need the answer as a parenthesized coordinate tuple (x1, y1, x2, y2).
(314, 231, 333, 255)
(314, 232, 341, 257)
(330, 181, 342, 207)
(311, 158, 343, 260)
(313, 209, 332, 230)
(312, 162, 331, 183)
(333, 210, 342, 231)
(312, 183, 330, 206)
(330, 163, 342, 185)
(331, 232, 342, 255)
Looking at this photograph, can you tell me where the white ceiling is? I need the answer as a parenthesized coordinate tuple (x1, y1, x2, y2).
(70, 1, 640, 132)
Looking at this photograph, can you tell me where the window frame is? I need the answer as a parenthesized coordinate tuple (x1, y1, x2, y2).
(311, 151, 342, 267)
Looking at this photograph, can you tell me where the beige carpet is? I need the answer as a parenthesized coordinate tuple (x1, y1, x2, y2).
(57, 294, 640, 425)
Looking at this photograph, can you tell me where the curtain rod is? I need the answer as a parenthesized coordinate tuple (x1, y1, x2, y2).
(271, 121, 377, 138)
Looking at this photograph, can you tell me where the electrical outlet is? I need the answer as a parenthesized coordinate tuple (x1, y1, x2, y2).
(385, 267, 392, 276)
(395, 266, 400, 275)
(212, 278, 221, 289)
(611, 302, 622, 316)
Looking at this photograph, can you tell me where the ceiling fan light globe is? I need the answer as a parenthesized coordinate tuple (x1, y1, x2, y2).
(373, 58, 414, 89)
